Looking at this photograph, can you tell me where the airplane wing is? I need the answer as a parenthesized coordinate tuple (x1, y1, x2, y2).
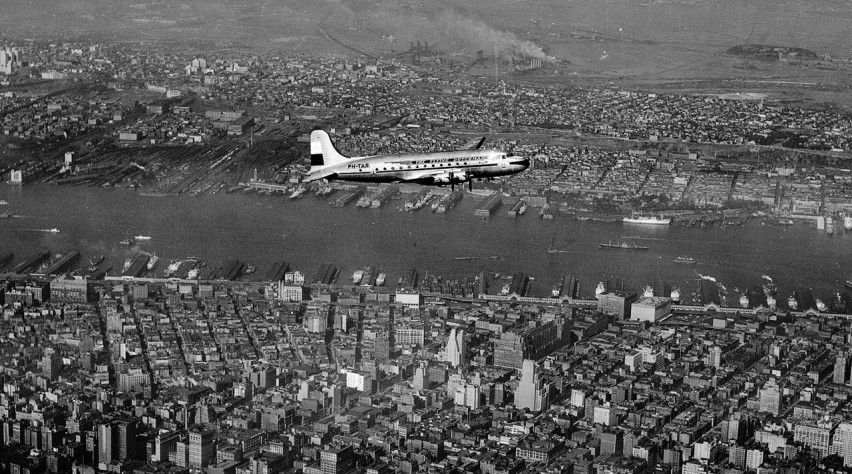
(461, 137, 486, 150)
(397, 169, 464, 184)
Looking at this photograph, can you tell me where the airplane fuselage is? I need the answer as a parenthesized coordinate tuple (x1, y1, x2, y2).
(304, 129, 529, 187)
(314, 149, 526, 184)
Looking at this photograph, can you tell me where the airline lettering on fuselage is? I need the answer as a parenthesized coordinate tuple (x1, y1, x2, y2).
(411, 155, 489, 165)
(347, 163, 370, 170)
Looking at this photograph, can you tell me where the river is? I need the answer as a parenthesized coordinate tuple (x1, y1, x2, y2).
(0, 184, 849, 308)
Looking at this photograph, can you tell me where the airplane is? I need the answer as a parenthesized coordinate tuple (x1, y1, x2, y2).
(304, 129, 529, 190)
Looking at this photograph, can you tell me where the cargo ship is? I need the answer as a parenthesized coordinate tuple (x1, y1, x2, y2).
(623, 214, 671, 225)
(599, 241, 649, 251)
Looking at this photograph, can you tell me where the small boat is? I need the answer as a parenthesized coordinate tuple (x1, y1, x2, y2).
(352, 269, 364, 285)
(595, 282, 606, 298)
(845, 280, 852, 290)
(599, 241, 649, 250)
(673, 256, 697, 265)
(47, 228, 60, 233)
(0, 200, 7, 205)
(147, 254, 159, 270)
(376, 272, 386, 286)
(135, 235, 152, 240)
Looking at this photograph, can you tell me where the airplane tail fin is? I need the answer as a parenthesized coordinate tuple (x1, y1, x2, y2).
(306, 130, 349, 181)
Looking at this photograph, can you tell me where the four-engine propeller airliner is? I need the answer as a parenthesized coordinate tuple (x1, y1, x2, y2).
(304, 130, 529, 190)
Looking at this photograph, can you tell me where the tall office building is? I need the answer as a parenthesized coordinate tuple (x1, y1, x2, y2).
(188, 428, 215, 468)
(601, 430, 623, 455)
(831, 422, 852, 467)
(709, 346, 722, 368)
(373, 331, 391, 362)
(794, 420, 837, 459)
(758, 378, 782, 415)
(320, 445, 356, 474)
(835, 352, 850, 384)
(516, 359, 546, 412)
(412, 363, 430, 391)
(42, 353, 62, 381)
(97, 422, 117, 466)
(116, 420, 136, 461)
(493, 321, 562, 370)
(445, 328, 465, 367)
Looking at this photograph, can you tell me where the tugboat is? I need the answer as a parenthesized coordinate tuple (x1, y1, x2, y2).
(643, 286, 654, 298)
(673, 256, 697, 265)
(595, 282, 606, 298)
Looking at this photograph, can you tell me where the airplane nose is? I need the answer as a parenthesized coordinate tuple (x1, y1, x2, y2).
(514, 157, 530, 168)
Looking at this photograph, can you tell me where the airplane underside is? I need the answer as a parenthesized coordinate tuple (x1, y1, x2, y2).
(330, 167, 506, 185)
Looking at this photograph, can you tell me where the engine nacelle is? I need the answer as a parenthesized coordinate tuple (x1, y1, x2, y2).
(431, 173, 468, 185)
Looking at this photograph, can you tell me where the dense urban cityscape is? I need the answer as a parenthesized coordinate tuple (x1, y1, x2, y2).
(2, 19, 852, 474)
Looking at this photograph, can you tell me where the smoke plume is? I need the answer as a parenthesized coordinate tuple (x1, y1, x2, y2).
(436, 11, 551, 61)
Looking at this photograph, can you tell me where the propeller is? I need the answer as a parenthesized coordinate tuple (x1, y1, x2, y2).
(466, 170, 472, 191)
(450, 171, 455, 191)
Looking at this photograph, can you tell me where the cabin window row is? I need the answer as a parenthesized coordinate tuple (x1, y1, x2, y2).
(381, 162, 470, 171)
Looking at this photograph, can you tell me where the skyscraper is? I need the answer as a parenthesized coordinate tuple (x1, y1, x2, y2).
(97, 422, 117, 466)
(188, 428, 215, 468)
(445, 328, 465, 367)
(835, 353, 850, 384)
(709, 346, 722, 368)
(758, 378, 781, 416)
(413, 362, 430, 391)
(516, 359, 546, 412)
(116, 420, 136, 461)
(42, 353, 62, 381)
